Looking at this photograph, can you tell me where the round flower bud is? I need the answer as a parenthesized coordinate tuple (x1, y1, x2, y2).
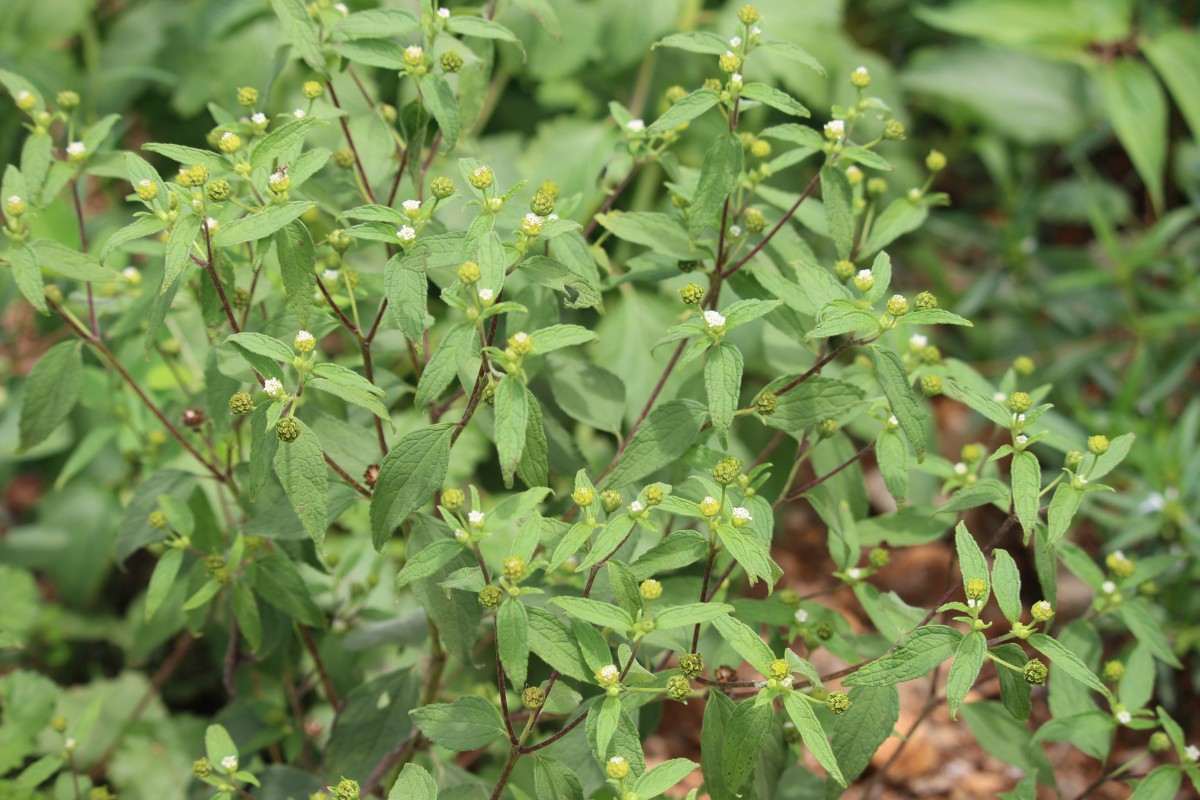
(1008, 392, 1032, 414)
(755, 391, 778, 415)
(916, 345, 939, 366)
(1023, 658, 1048, 685)
(666, 675, 691, 702)
(823, 119, 845, 140)
(1030, 600, 1054, 622)
(1087, 435, 1109, 456)
(276, 416, 301, 443)
(750, 138, 772, 159)
(229, 391, 254, 415)
(887, 294, 909, 316)
(883, 119, 906, 141)
(503, 556, 527, 582)
(508, 331, 533, 356)
(293, 330, 315, 353)
(825, 691, 852, 715)
(828, 260, 852, 282)
(914, 291, 937, 310)
(522, 686, 545, 709)
(665, 84, 688, 104)
(269, 170, 291, 194)
(814, 621, 834, 640)
(925, 150, 947, 172)
(1149, 732, 1171, 753)
(1106, 551, 1135, 578)
(744, 207, 766, 233)
(468, 166, 493, 190)
(216, 132, 242, 155)
(302, 80, 324, 100)
(333, 778, 359, 800)
(869, 547, 890, 568)
(6, 195, 26, 217)
(14, 90, 37, 111)
(737, 4, 760, 24)
(679, 282, 704, 305)
(600, 489, 623, 514)
(529, 189, 556, 216)
(231, 287, 251, 309)
(1102, 660, 1125, 682)
(50, 715, 69, 733)
(1013, 355, 1035, 375)
(193, 758, 213, 778)
(853, 269, 874, 293)
(427, 177, 455, 201)
(703, 78, 723, 92)
(606, 756, 630, 780)
(457, 261, 481, 284)
(731, 506, 752, 528)
(184, 165, 208, 187)
(402, 45, 425, 67)
(679, 653, 704, 678)
(54, 90, 80, 111)
(478, 585, 503, 608)
(964, 578, 987, 600)
(148, 510, 168, 530)
(333, 148, 356, 169)
(640, 579, 663, 600)
(237, 86, 259, 107)
(596, 664, 621, 687)
(520, 212, 544, 237)
(768, 659, 790, 680)
(816, 418, 839, 439)
(920, 374, 943, 397)
(440, 50, 464, 73)
(712, 456, 742, 486)
(1064, 450, 1084, 470)
(850, 66, 870, 88)
(719, 51, 742, 73)
(134, 179, 158, 202)
(866, 180, 888, 201)
(571, 487, 595, 507)
(699, 496, 721, 517)
(206, 179, 231, 202)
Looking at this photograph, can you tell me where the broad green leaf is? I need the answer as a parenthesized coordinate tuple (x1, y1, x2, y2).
(652, 602, 733, 630)
(992, 643, 1031, 721)
(250, 116, 325, 172)
(820, 164, 854, 260)
(336, 8, 419, 38)
(955, 521, 989, 591)
(494, 377, 530, 488)
(845, 625, 963, 686)
(519, 256, 601, 309)
(529, 324, 598, 354)
(741, 82, 809, 117)
(162, 214, 202, 293)
(946, 631, 986, 719)
(144, 548, 184, 621)
(388, 763, 438, 800)
(252, 554, 325, 628)
(595, 211, 698, 261)
(545, 355, 625, 433)
(205, 724, 237, 765)
(647, 89, 720, 134)
(100, 216, 168, 262)
(1127, 766, 1182, 800)
(806, 299, 878, 340)
(940, 479, 1010, 514)
(689, 133, 744, 238)
(533, 757, 582, 800)
(497, 598, 529, 690)
(396, 539, 463, 589)
(18, 341, 82, 451)
(526, 607, 590, 681)
(410, 695, 507, 751)
(654, 31, 729, 55)
(1144, 29, 1200, 142)
(1028, 633, 1109, 696)
(758, 40, 826, 76)
(701, 691, 735, 800)
(1011, 450, 1041, 538)
(31, 240, 119, 283)
(630, 530, 708, 580)
(142, 142, 226, 171)
(273, 0, 326, 70)
(275, 220, 315, 327)
(273, 417, 328, 547)
(415, 323, 476, 408)
(712, 615, 774, 675)
(213, 203, 316, 247)
(634, 758, 697, 798)
(371, 424, 455, 551)
(876, 428, 909, 509)
(1117, 601, 1182, 668)
(1080, 432, 1135, 481)
(607, 561, 642, 621)
(1098, 59, 1166, 211)
(548, 597, 633, 631)
(231, 582, 262, 652)
(899, 308, 973, 327)
(830, 685, 900, 782)
(447, 16, 526, 57)
(990, 549, 1022, 623)
(593, 694, 621, 759)
(601, 399, 706, 490)
(420, 74, 460, 150)
(760, 376, 864, 436)
(8, 240, 45, 315)
(862, 198, 929, 257)
(386, 257, 429, 344)
(870, 344, 927, 460)
(716, 524, 777, 588)
(722, 700, 772, 793)
(705, 343, 742, 443)
(781, 692, 845, 786)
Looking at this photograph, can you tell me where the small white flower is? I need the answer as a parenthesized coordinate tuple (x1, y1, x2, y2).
(405, 45, 424, 61)
(547, 212, 559, 220)
(333, 2, 349, 13)
(780, 675, 794, 688)
(847, 568, 862, 580)
(1015, 434, 1028, 446)
(220, 131, 238, 146)
(626, 118, 645, 132)
(206, 216, 218, 230)
(251, 112, 267, 125)
(437, 7, 450, 18)
(1033, 601, 1053, 616)
(854, 66, 869, 79)
(887, 415, 899, 426)
(403, 199, 421, 213)
(1077, 476, 1088, 486)
(468, 510, 485, 525)
(993, 391, 1008, 403)
(295, 330, 314, 346)
(522, 212, 544, 234)
(909, 333, 927, 348)
(954, 462, 968, 476)
(454, 528, 469, 543)
(794, 609, 808, 623)
(1186, 744, 1200, 762)
(66, 141, 86, 157)
(751, 25, 762, 36)
(139, 179, 153, 189)
(293, 108, 306, 118)
(65, 737, 77, 750)
(221, 755, 238, 771)
(856, 269, 872, 281)
(599, 665, 619, 684)
(478, 288, 495, 302)
(703, 310, 726, 329)
(846, 165, 863, 181)
(630, 500, 645, 513)
(967, 598, 978, 608)
(122, 267, 139, 280)
(730, 72, 743, 88)
(396, 225, 416, 243)
(16, 90, 32, 104)
(323, 269, 339, 281)
(269, 171, 288, 189)
(732, 507, 752, 522)
(263, 378, 284, 398)
(824, 119, 845, 138)
(511, 332, 530, 347)
(1102, 580, 1116, 594)
(1116, 710, 1132, 725)
(729, 225, 743, 237)
(730, 36, 742, 47)
(1017, 413, 1026, 423)
(609, 755, 626, 766)
(725, 49, 737, 59)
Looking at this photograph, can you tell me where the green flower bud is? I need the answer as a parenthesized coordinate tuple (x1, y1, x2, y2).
(679, 282, 705, 305)
(887, 294, 909, 316)
(869, 547, 890, 568)
(1106, 551, 1135, 578)
(815, 622, 834, 640)
(1008, 392, 1032, 414)
(817, 418, 839, 439)
(508, 331, 533, 356)
(333, 778, 359, 800)
(1102, 660, 1125, 682)
(719, 51, 742, 73)
(853, 269, 874, 293)
(333, 148, 356, 169)
(1030, 600, 1054, 622)
(738, 4, 760, 24)
(750, 139, 772, 159)
(237, 87, 259, 107)
(193, 758, 213, 778)
(712, 456, 742, 486)
(666, 675, 691, 702)
(639, 579, 662, 600)
(503, 556, 527, 582)
(276, 416, 301, 443)
(925, 150, 947, 172)
(919, 344, 942, 365)
(229, 391, 254, 415)
(596, 664, 621, 687)
(915, 291, 937, 310)
(204, 554, 226, 576)
(51, 715, 68, 732)
(522, 686, 545, 709)
(187, 165, 209, 186)
(755, 391, 778, 415)
(134, 180, 158, 201)
(148, 510, 168, 530)
(268, 169, 291, 193)
(831, 260, 853, 281)
(698, 495, 721, 517)
(920, 374, 943, 397)
(231, 287, 251, 309)
(14, 90, 37, 111)
(703, 77, 723, 92)
(440, 50, 464, 73)
(643, 485, 664, 506)
(429, 176, 455, 200)
(89, 787, 113, 800)
(883, 119, 906, 141)
(867, 177, 888, 197)
(1087, 435, 1109, 456)
(680, 653, 704, 678)
(6, 194, 26, 217)
(55, 90, 80, 111)
(208, 179, 232, 202)
(570, 486, 594, 508)
(457, 261, 481, 284)
(825, 690, 851, 715)
(600, 489, 623, 514)
(468, 165, 493, 190)
(965, 578, 987, 600)
(1013, 356, 1035, 375)
(850, 66, 870, 88)
(1023, 658, 1048, 685)
(402, 45, 425, 67)
(606, 755, 630, 780)
(528, 189, 556, 217)
(217, 131, 241, 154)
(768, 659, 790, 680)
(302, 81, 324, 100)
(478, 585, 503, 609)
(779, 589, 800, 607)
(1149, 732, 1171, 753)
(744, 207, 766, 232)
(1065, 450, 1084, 470)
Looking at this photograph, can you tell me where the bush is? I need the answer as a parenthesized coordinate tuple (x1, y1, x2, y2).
(2, 1, 1197, 799)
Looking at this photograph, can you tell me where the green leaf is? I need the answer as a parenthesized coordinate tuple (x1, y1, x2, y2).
(533, 758, 582, 800)
(385, 257, 429, 344)
(144, 548, 184, 621)
(845, 625, 963, 686)
(955, 521, 989, 590)
(631, 530, 709, 580)
(495, 377, 530, 488)
(601, 399, 705, 490)
(448, 16, 525, 56)
(1117, 601, 1182, 668)
(722, 700, 773, 793)
(722, 298, 782, 329)
(876, 428, 909, 509)
(940, 479, 1010, 514)
(760, 376, 864, 436)
(701, 691, 735, 800)
(1144, 29, 1200, 142)
(420, 74, 460, 151)
(647, 89, 720, 134)
(830, 686, 900, 782)
(162, 214, 202, 294)
(990, 549, 1022, 623)
(231, 582, 262, 652)
(634, 758, 697, 798)
(1128, 766, 1182, 800)
(689, 133, 744, 238)
(275, 220, 315, 328)
(870, 344, 927, 460)
(519, 256, 601, 309)
(248, 404, 280, 501)
(1028, 633, 1109, 696)
(529, 324, 598, 354)
(1081, 432, 1134, 481)
(716, 524, 777, 588)
(371, 424, 455, 551)
(820, 164, 854, 260)
(740, 82, 809, 117)
(653, 602, 733, 630)
(577, 515, 637, 573)
(416, 323, 477, 408)
(250, 117, 325, 172)
(388, 763, 438, 800)
(1098, 58, 1166, 211)
(8, 240, 45, 315)
(18, 341, 82, 451)
(862, 198, 929, 257)
(512, 0, 561, 38)
(781, 692, 845, 786)
(396, 539, 463, 589)
(497, 599, 529, 690)
(548, 597, 633, 631)
(593, 694, 622, 758)
(712, 615, 774, 675)
(527, 607, 590, 681)
(205, 724, 238, 765)
(654, 31, 729, 55)
(213, 203, 316, 247)
(273, 417, 328, 547)
(31, 240, 119, 283)
(992, 643, 1031, 721)
(757, 40, 826, 76)
(252, 554, 325, 628)
(595, 211, 698, 261)
(100, 216, 169, 262)
(142, 142, 227, 171)
(946, 631, 986, 719)
(607, 561, 642, 621)
(545, 355, 625, 433)
(899, 308, 973, 328)
(410, 695, 507, 751)
(307, 366, 392, 423)
(327, 669, 420, 781)
(273, 0, 326, 71)
(1011, 450, 1041, 538)
(335, 8, 419, 38)
(806, 299, 877, 340)
(705, 343, 742, 444)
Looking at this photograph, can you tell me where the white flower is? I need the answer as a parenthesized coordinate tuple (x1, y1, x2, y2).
(626, 118, 645, 132)
(323, 269, 339, 281)
(468, 510, 485, 525)
(794, 609, 808, 623)
(403, 199, 421, 213)
(824, 119, 845, 138)
(548, 212, 559, 220)
(1102, 580, 1116, 594)
(1017, 413, 1026, 423)
(293, 108, 306, 118)
(909, 333, 927, 348)
(1077, 476, 1088, 486)
(751, 25, 762, 36)
(333, 2, 349, 13)
(66, 141, 86, 157)
(268, 171, 288, 190)
(730, 36, 742, 47)
(251, 112, 267, 125)
(478, 288, 495, 302)
(1015, 434, 1028, 446)
(122, 267, 139, 280)
(856, 269, 872, 281)
(703, 310, 726, 329)
(887, 415, 899, 427)
(220, 131, 238, 147)
(522, 212, 544, 235)
(732, 507, 752, 522)
(847, 568, 862, 580)
(1186, 744, 1200, 762)
(65, 737, 76, 750)
(846, 165, 862, 181)
(405, 45, 424, 61)
(221, 755, 238, 771)
(598, 665, 619, 684)
(780, 675, 794, 688)
(295, 330, 314, 346)
(454, 528, 469, 543)
(730, 72, 743, 88)
(1033, 601, 1053, 616)
(396, 225, 416, 243)
(609, 755, 626, 767)
(729, 225, 743, 237)
(263, 378, 284, 398)
(437, 7, 450, 18)
(854, 66, 869, 79)
(954, 462, 968, 476)
(630, 500, 645, 513)
(993, 391, 1008, 403)
(967, 598, 978, 608)
(16, 90, 32, 104)
(139, 179, 153, 190)
(511, 332, 530, 347)
(1116, 710, 1132, 725)
(206, 216, 218, 230)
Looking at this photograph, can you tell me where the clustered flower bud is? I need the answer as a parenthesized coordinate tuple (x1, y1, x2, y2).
(1023, 658, 1048, 685)
(869, 547, 890, 568)
(596, 664, 621, 688)
(294, 330, 315, 353)
(332, 778, 359, 800)
(825, 690, 852, 715)
(750, 139, 771, 159)
(640, 579, 662, 600)
(712, 456, 742, 486)
(1013, 355, 1035, 375)
(440, 50, 463, 73)
(737, 4, 760, 24)
(719, 51, 742, 73)
(1065, 450, 1084, 470)
(193, 758, 213, 778)
(508, 331, 533, 356)
(600, 489, 622, 514)
(522, 686, 545, 709)
(502, 556, 527, 582)
(229, 391, 253, 415)
(1031, 600, 1054, 622)
(915, 291, 937, 310)
(679, 282, 704, 305)
(1087, 435, 1109, 456)
(850, 66, 870, 88)
(1102, 660, 1125, 682)
(457, 260, 481, 284)
(15, 90, 37, 111)
(6, 194, 27, 218)
(920, 374, 943, 397)
(1008, 392, 1032, 414)
(817, 418, 839, 439)
(887, 294, 909, 316)
(148, 510, 168, 530)
(926, 150, 947, 172)
(208, 179, 232, 202)
(642, 485, 664, 506)
(699, 496, 721, 518)
(237, 87, 259, 107)
(571, 486, 595, 507)
(853, 269, 874, 293)
(755, 391, 778, 415)
(302, 81, 324, 100)
(428, 177, 455, 201)
(606, 756, 630, 780)
(478, 585, 503, 608)
(276, 416, 301, 443)
(883, 119, 906, 141)
(468, 166, 494, 190)
(441, 488, 464, 510)
(677, 653, 704, 680)
(964, 578, 987, 601)
(666, 675, 691, 702)
(334, 148, 356, 169)
(744, 207, 766, 233)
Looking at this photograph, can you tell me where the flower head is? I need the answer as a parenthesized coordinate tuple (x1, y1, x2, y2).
(954, 462, 968, 476)
(703, 309, 726, 329)
(606, 756, 630, 780)
(794, 609, 808, 623)
(396, 225, 416, 243)
(730, 36, 743, 47)
(220, 755, 238, 772)
(596, 664, 620, 687)
(853, 269, 873, 293)
(293, 108, 306, 118)
(251, 112, 267, 125)
(521, 212, 544, 236)
(263, 378, 284, 398)
(403, 199, 421, 214)
(1186, 744, 1200, 762)
(468, 510, 485, 527)
(1101, 580, 1116, 594)
(731, 506, 752, 528)
(294, 330, 315, 352)
(478, 288, 495, 303)
(823, 119, 845, 140)
(438, 6, 450, 18)
(323, 269, 339, 281)
(851, 65, 870, 88)
(1116, 710, 1132, 725)
(403, 45, 425, 67)
(66, 141, 87, 161)
(626, 118, 645, 133)
(629, 500, 645, 514)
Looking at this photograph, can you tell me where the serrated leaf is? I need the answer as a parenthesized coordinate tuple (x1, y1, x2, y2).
(497, 598, 529, 690)
(370, 424, 455, 551)
(276, 220, 315, 327)
(991, 549, 1022, 623)
(1011, 450, 1041, 538)
(1128, 766, 1182, 800)
(1098, 58, 1166, 211)
(758, 40, 826, 76)
(1028, 633, 1109, 696)
(844, 625, 963, 686)
(447, 16, 525, 57)
(548, 597, 633, 631)
(527, 606, 590, 681)
(647, 89, 720, 134)
(601, 399, 705, 490)
(495, 378, 530, 488)
(820, 164, 854, 259)
(144, 548, 184, 621)
(387, 763, 437, 800)
(705, 343, 742, 444)
(420, 74, 460, 151)
(32, 240, 119, 283)
(634, 758, 697, 798)
(231, 582, 262, 652)
(213, 202, 316, 247)
(992, 643, 1031, 721)
(941, 479, 1010, 514)
(712, 615, 774, 675)
(806, 299, 878, 340)
(946, 631, 986, 719)
(273, 418, 328, 548)
(870, 344, 927, 460)
(396, 539, 463, 589)
(100, 216, 168, 262)
(741, 82, 809, 117)
(716, 524, 777, 588)
(205, 724, 237, 765)
(653, 602, 733, 630)
(722, 700, 773, 793)
(273, 0, 326, 70)
(415, 323, 476, 407)
(830, 685, 900, 782)
(410, 695, 507, 751)
(18, 341, 82, 450)
(1117, 601, 1182, 668)
(250, 116, 325, 172)
(955, 521, 989, 591)
(689, 133, 743, 238)
(594, 694, 621, 758)
(533, 757, 582, 800)
(781, 692, 845, 785)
